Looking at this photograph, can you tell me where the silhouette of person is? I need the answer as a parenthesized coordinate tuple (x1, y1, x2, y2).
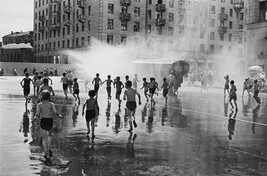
(113, 112, 121, 134)
(252, 105, 261, 134)
(161, 106, 168, 126)
(106, 101, 111, 127)
(125, 132, 137, 158)
(72, 104, 79, 127)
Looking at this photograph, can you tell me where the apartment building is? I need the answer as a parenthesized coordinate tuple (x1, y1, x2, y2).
(246, 0, 267, 74)
(33, 0, 181, 63)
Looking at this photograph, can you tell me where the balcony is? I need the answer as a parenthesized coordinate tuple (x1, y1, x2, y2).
(64, 5, 71, 14)
(120, 0, 131, 6)
(156, 4, 166, 12)
(49, 23, 60, 30)
(119, 13, 131, 21)
(78, 15, 86, 23)
(39, 26, 45, 33)
(64, 19, 71, 27)
(38, 15, 45, 22)
(77, 0, 85, 9)
(218, 26, 227, 33)
(50, 0, 59, 4)
(219, 13, 228, 21)
(51, 10, 59, 16)
(155, 18, 166, 26)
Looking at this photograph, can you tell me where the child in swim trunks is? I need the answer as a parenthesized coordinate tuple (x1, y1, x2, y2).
(35, 91, 62, 163)
(82, 90, 99, 139)
(161, 78, 170, 104)
(73, 78, 80, 104)
(92, 73, 102, 98)
(102, 75, 113, 100)
(20, 72, 33, 103)
(123, 81, 141, 132)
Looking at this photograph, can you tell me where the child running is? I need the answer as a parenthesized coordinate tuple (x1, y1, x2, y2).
(148, 77, 156, 104)
(36, 75, 43, 95)
(140, 77, 149, 101)
(229, 80, 238, 110)
(114, 76, 124, 107)
(224, 74, 230, 97)
(82, 90, 99, 139)
(102, 75, 113, 100)
(60, 72, 69, 100)
(73, 78, 80, 104)
(33, 72, 39, 96)
(123, 81, 141, 132)
(35, 91, 62, 165)
(251, 79, 261, 106)
(39, 78, 55, 100)
(242, 78, 251, 97)
(161, 78, 170, 104)
(132, 74, 139, 90)
(20, 72, 33, 103)
(92, 73, 102, 98)
(125, 75, 130, 89)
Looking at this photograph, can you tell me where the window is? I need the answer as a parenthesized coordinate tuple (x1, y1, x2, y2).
(76, 23, 79, 32)
(107, 35, 113, 44)
(260, 1, 267, 22)
(87, 36, 90, 45)
(240, 13, 243, 20)
(210, 19, 215, 27)
(168, 27, 173, 35)
(67, 40, 70, 47)
(229, 21, 232, 29)
(148, 10, 151, 19)
(169, 0, 174, 8)
(81, 37, 85, 46)
(88, 20, 91, 30)
(76, 38, 79, 46)
(58, 41, 60, 48)
(82, 23, 85, 31)
(121, 21, 127, 31)
(200, 31, 205, 39)
(210, 32, 215, 40)
(63, 40, 65, 48)
(147, 24, 151, 34)
(134, 22, 140, 32)
(230, 9, 233, 17)
(134, 7, 140, 17)
(220, 7, 225, 14)
(229, 33, 232, 42)
(219, 33, 224, 41)
(156, 26, 162, 35)
(88, 5, 91, 15)
(221, 0, 225, 3)
(108, 4, 114, 14)
(210, 45, 215, 53)
(219, 46, 223, 52)
(211, 6, 215, 14)
(148, 0, 152, 4)
(200, 44, 205, 52)
(67, 27, 70, 35)
(169, 13, 174, 22)
(239, 25, 243, 29)
(108, 19, 114, 29)
(53, 42, 56, 49)
(63, 27, 65, 36)
(58, 29, 60, 37)
(230, 0, 233, 4)
(121, 36, 127, 45)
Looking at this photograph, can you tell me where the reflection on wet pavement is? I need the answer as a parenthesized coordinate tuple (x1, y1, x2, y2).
(1, 77, 267, 175)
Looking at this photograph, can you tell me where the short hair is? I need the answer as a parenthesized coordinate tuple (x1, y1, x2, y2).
(96, 73, 99, 76)
(125, 75, 129, 79)
(43, 78, 48, 84)
(116, 76, 120, 80)
(150, 77, 153, 81)
(25, 72, 29, 77)
(89, 90, 96, 97)
(254, 79, 258, 83)
(74, 78, 78, 81)
(108, 75, 111, 79)
(126, 80, 132, 87)
(163, 78, 167, 82)
(42, 90, 50, 100)
(63, 72, 66, 76)
(35, 72, 39, 75)
(230, 80, 234, 84)
(38, 76, 42, 79)
(143, 77, 146, 81)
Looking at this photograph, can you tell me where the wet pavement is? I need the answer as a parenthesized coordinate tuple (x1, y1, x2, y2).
(1, 76, 267, 176)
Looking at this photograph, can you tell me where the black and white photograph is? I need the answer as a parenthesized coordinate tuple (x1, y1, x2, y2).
(0, 0, 267, 175)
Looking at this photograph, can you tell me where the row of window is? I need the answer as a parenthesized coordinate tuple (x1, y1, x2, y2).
(211, 6, 244, 20)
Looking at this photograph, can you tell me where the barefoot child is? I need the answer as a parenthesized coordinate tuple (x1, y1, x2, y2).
(92, 73, 102, 98)
(140, 78, 149, 101)
(73, 78, 80, 104)
(123, 81, 141, 132)
(39, 78, 55, 100)
(161, 78, 170, 104)
(242, 78, 251, 97)
(60, 73, 69, 100)
(35, 91, 62, 164)
(36, 75, 43, 94)
(251, 79, 261, 105)
(229, 80, 238, 110)
(114, 76, 124, 106)
(20, 72, 33, 103)
(82, 90, 99, 139)
(33, 72, 39, 95)
(102, 75, 113, 100)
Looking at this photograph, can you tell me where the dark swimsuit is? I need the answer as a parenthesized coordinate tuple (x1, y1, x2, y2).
(40, 118, 53, 130)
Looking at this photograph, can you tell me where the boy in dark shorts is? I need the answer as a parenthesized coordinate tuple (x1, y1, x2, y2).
(20, 72, 33, 103)
(39, 78, 55, 101)
(82, 90, 99, 139)
(148, 77, 156, 104)
(125, 75, 130, 89)
(123, 81, 141, 132)
(35, 91, 62, 164)
(33, 72, 39, 95)
(229, 80, 237, 110)
(161, 78, 170, 104)
(73, 78, 80, 104)
(140, 78, 149, 101)
(251, 79, 261, 105)
(92, 73, 102, 98)
(114, 76, 124, 107)
(60, 72, 69, 100)
(102, 75, 113, 100)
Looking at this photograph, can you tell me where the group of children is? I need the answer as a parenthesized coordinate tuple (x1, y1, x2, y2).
(224, 74, 262, 110)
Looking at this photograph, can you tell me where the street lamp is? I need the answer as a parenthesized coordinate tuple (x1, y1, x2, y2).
(233, 0, 244, 18)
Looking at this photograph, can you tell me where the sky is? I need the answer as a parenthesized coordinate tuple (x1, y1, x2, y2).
(0, 0, 33, 41)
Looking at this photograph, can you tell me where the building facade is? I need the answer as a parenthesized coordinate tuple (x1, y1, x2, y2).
(33, 0, 247, 71)
(2, 31, 34, 46)
(246, 0, 267, 74)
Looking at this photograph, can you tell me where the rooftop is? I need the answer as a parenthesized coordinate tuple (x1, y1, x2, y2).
(1, 43, 33, 49)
